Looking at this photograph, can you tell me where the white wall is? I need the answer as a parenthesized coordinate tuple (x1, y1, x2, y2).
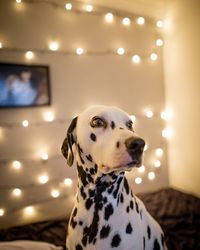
(164, 0, 200, 196)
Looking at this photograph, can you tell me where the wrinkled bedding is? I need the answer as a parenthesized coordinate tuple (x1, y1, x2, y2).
(0, 188, 199, 250)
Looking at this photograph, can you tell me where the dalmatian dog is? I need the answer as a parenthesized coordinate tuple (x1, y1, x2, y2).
(61, 105, 167, 250)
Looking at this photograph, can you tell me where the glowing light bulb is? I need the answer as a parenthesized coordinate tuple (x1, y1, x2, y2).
(44, 111, 54, 122)
(51, 189, 60, 198)
(22, 120, 29, 127)
(138, 165, 145, 173)
(0, 208, 5, 216)
(162, 128, 173, 138)
(65, 3, 72, 10)
(130, 115, 136, 123)
(16, 0, 22, 3)
(150, 53, 158, 61)
(154, 160, 161, 168)
(12, 160, 22, 170)
(122, 17, 131, 26)
(0, 42, 2, 49)
(157, 20, 164, 28)
(24, 206, 34, 216)
(161, 111, 172, 121)
(132, 55, 141, 64)
(64, 178, 73, 186)
(85, 4, 93, 12)
(25, 51, 34, 60)
(76, 47, 84, 55)
(137, 17, 145, 25)
(49, 42, 59, 51)
(105, 13, 114, 23)
(135, 177, 142, 184)
(146, 110, 154, 118)
(41, 152, 48, 161)
(155, 148, 163, 157)
(156, 39, 164, 47)
(13, 188, 22, 197)
(148, 171, 155, 180)
(38, 174, 49, 184)
(117, 47, 125, 55)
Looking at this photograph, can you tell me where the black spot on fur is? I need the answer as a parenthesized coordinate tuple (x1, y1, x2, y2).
(130, 200, 134, 210)
(89, 189, 95, 197)
(86, 154, 93, 162)
(116, 141, 120, 148)
(143, 237, 146, 249)
(124, 178, 129, 194)
(104, 203, 114, 220)
(126, 206, 130, 213)
(81, 236, 87, 247)
(120, 193, 124, 203)
(100, 225, 111, 239)
(90, 133, 96, 142)
(87, 173, 94, 183)
(77, 164, 88, 186)
(80, 186, 87, 200)
(108, 185, 114, 194)
(85, 198, 93, 210)
(135, 201, 139, 213)
(90, 168, 95, 175)
(113, 176, 123, 198)
(111, 234, 121, 247)
(147, 225, 151, 239)
(79, 221, 83, 226)
(111, 121, 115, 129)
(76, 244, 83, 250)
(94, 164, 98, 173)
(88, 211, 99, 243)
(70, 217, 77, 229)
(72, 207, 77, 217)
(126, 223, 133, 234)
(140, 210, 143, 219)
(153, 239, 160, 250)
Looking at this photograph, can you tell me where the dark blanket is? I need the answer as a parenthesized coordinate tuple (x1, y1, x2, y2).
(0, 188, 200, 250)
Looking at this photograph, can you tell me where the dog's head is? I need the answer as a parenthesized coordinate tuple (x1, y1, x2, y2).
(61, 105, 145, 173)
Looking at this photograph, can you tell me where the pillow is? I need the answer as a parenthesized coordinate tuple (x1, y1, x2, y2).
(0, 240, 63, 250)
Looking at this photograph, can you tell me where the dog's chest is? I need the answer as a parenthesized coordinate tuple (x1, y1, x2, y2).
(67, 178, 145, 250)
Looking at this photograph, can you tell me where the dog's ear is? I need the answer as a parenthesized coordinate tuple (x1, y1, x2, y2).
(61, 116, 78, 166)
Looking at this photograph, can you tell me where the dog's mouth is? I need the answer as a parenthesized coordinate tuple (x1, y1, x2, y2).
(101, 159, 142, 173)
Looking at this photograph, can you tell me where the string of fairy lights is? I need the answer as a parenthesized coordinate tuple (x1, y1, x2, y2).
(0, 0, 165, 63)
(0, 0, 171, 219)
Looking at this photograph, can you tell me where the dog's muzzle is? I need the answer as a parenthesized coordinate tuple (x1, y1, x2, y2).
(125, 137, 145, 166)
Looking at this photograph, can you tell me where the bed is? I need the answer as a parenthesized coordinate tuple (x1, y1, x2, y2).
(0, 188, 199, 250)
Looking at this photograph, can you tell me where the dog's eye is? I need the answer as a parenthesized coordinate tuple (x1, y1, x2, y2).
(126, 120, 134, 131)
(90, 116, 107, 128)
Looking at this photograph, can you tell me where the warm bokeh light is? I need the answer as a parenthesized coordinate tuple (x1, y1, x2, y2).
(85, 4, 93, 12)
(22, 120, 29, 127)
(76, 47, 84, 55)
(65, 3, 72, 10)
(154, 160, 161, 168)
(150, 53, 158, 61)
(105, 13, 114, 23)
(38, 174, 49, 184)
(162, 128, 173, 138)
(0, 208, 5, 216)
(135, 177, 142, 184)
(156, 20, 164, 28)
(64, 178, 73, 186)
(122, 17, 131, 26)
(117, 47, 125, 55)
(148, 171, 156, 180)
(25, 51, 34, 60)
(132, 55, 141, 64)
(156, 39, 164, 47)
(51, 189, 60, 198)
(155, 148, 163, 157)
(43, 111, 54, 122)
(138, 165, 145, 173)
(24, 206, 34, 216)
(12, 160, 22, 170)
(12, 188, 22, 197)
(146, 110, 154, 118)
(49, 42, 59, 51)
(137, 17, 145, 25)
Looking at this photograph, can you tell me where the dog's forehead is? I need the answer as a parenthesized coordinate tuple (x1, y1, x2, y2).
(79, 105, 130, 122)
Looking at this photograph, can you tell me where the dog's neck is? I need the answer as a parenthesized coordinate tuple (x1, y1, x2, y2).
(75, 144, 133, 207)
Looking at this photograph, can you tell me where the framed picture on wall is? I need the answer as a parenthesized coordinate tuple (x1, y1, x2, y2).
(0, 63, 51, 108)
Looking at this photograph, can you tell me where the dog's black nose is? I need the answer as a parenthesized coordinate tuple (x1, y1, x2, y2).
(125, 137, 145, 156)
